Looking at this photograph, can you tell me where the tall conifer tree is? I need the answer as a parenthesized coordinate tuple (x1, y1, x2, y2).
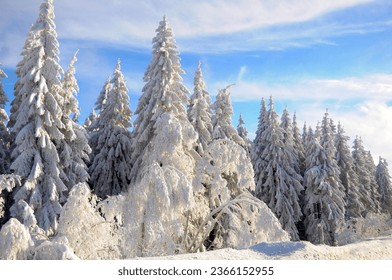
(125, 17, 199, 257)
(303, 113, 345, 245)
(352, 137, 381, 214)
(187, 62, 213, 155)
(335, 123, 364, 218)
(256, 98, 303, 240)
(89, 60, 132, 198)
(376, 157, 392, 214)
(8, 0, 67, 233)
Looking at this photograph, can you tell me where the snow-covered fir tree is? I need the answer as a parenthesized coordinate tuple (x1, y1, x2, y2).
(212, 85, 244, 147)
(376, 157, 392, 214)
(352, 137, 381, 214)
(292, 113, 305, 176)
(58, 52, 91, 190)
(126, 17, 199, 257)
(303, 113, 345, 246)
(364, 150, 381, 213)
(335, 123, 364, 218)
(130, 16, 197, 183)
(83, 109, 98, 130)
(255, 97, 303, 240)
(87, 77, 112, 162)
(187, 62, 213, 155)
(8, 0, 68, 233)
(251, 98, 268, 200)
(89, 59, 133, 198)
(302, 122, 308, 148)
(237, 113, 252, 153)
(0, 66, 10, 174)
(280, 108, 302, 177)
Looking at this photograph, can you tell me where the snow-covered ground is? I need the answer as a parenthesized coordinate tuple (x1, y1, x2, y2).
(154, 235, 392, 260)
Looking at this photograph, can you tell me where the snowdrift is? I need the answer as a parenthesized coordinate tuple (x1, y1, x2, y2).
(153, 235, 392, 260)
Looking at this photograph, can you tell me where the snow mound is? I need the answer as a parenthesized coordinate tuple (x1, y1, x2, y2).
(33, 236, 79, 260)
(253, 237, 392, 260)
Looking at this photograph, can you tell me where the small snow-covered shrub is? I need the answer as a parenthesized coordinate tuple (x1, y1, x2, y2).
(58, 183, 122, 259)
(33, 236, 79, 260)
(0, 218, 34, 260)
(337, 213, 392, 245)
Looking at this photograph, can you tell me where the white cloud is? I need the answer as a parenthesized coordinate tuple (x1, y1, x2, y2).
(294, 100, 392, 173)
(0, 0, 379, 66)
(225, 73, 392, 102)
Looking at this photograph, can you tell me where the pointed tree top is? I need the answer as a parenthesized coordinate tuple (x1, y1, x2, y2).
(158, 15, 170, 31)
(197, 60, 203, 71)
(238, 113, 245, 125)
(116, 58, 121, 71)
(221, 84, 235, 95)
(72, 49, 79, 60)
(268, 95, 274, 110)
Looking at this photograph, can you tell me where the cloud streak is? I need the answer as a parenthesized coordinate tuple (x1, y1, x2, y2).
(0, 0, 380, 66)
(222, 72, 392, 102)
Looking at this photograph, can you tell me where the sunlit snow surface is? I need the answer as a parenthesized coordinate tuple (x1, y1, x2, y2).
(150, 235, 392, 260)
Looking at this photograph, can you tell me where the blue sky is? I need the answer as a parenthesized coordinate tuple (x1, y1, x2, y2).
(1, 0, 392, 167)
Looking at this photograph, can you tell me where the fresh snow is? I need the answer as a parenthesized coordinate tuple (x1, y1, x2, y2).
(150, 235, 392, 260)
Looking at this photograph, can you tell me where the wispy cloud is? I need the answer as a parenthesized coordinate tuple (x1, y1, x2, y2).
(0, 0, 381, 66)
(221, 71, 392, 102)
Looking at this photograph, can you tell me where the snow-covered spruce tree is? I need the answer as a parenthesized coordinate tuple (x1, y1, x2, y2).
(364, 150, 381, 212)
(280, 108, 302, 178)
(292, 113, 305, 176)
(192, 138, 289, 251)
(252, 98, 268, 200)
(335, 123, 364, 218)
(303, 114, 345, 246)
(83, 109, 97, 130)
(57, 51, 91, 190)
(302, 122, 308, 148)
(212, 85, 244, 147)
(8, 0, 67, 234)
(87, 76, 112, 163)
(352, 137, 381, 214)
(89, 60, 133, 198)
(376, 157, 392, 214)
(187, 62, 213, 155)
(0, 66, 10, 175)
(255, 98, 303, 240)
(237, 113, 252, 153)
(125, 17, 199, 257)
